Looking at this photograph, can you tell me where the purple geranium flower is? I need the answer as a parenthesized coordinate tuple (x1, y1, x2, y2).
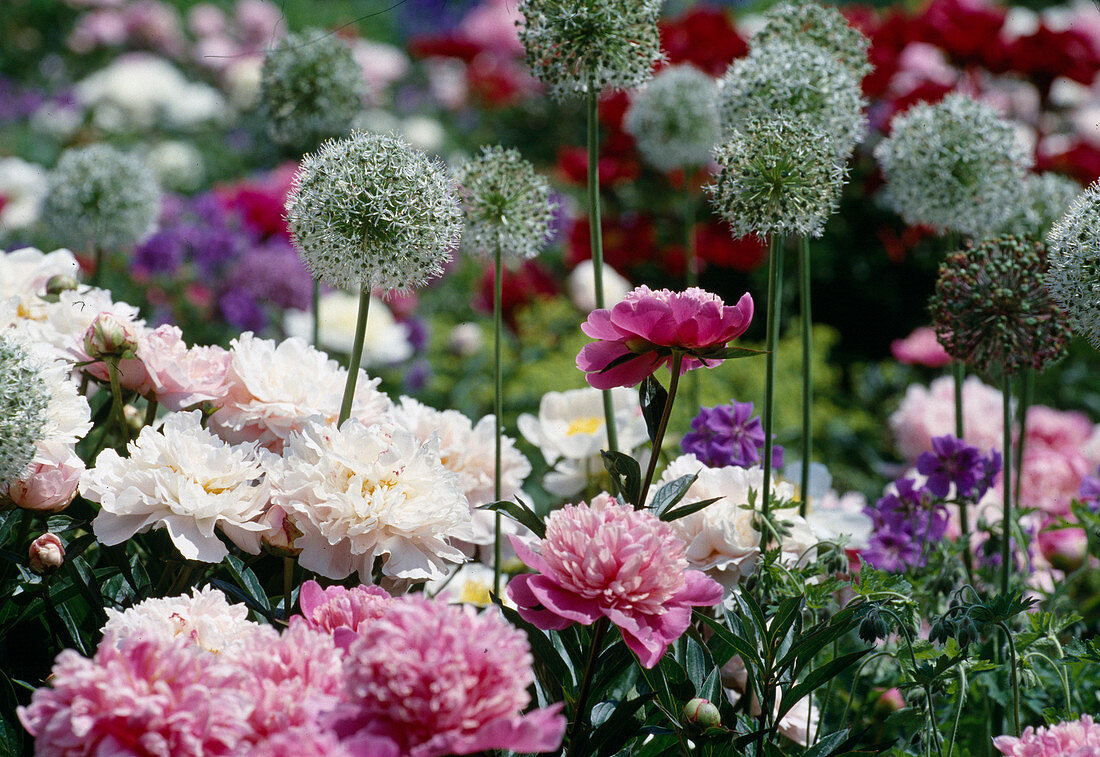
(862, 477, 946, 572)
(916, 434, 998, 499)
(681, 400, 784, 469)
(1081, 466, 1100, 512)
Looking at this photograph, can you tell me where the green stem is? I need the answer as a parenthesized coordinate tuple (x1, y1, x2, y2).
(565, 618, 610, 757)
(338, 289, 371, 427)
(283, 557, 294, 621)
(952, 361, 966, 440)
(997, 622, 1021, 737)
(312, 279, 321, 348)
(106, 358, 129, 446)
(761, 234, 785, 540)
(946, 666, 967, 757)
(954, 360, 973, 581)
(166, 563, 196, 596)
(1014, 369, 1032, 519)
(143, 399, 158, 428)
(799, 234, 812, 517)
(1001, 373, 1013, 596)
(587, 90, 619, 456)
(493, 248, 504, 598)
(639, 352, 685, 507)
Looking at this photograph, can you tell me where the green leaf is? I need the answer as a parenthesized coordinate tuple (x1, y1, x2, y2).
(660, 497, 721, 522)
(804, 729, 850, 757)
(651, 473, 698, 518)
(768, 596, 805, 646)
(601, 451, 642, 507)
(639, 375, 668, 444)
(0, 669, 23, 757)
(478, 499, 545, 539)
(590, 695, 657, 756)
(697, 612, 764, 681)
(694, 345, 768, 360)
(777, 649, 870, 721)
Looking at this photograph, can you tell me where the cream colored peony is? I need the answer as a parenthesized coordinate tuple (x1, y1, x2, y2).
(83, 411, 270, 562)
(269, 419, 474, 582)
(209, 332, 392, 451)
(283, 290, 413, 366)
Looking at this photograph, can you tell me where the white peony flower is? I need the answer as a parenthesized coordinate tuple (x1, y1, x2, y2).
(806, 489, 872, 550)
(390, 396, 531, 544)
(101, 586, 263, 655)
(567, 260, 632, 313)
(270, 419, 474, 582)
(83, 411, 270, 563)
(0, 158, 48, 234)
(0, 247, 80, 317)
(209, 332, 392, 451)
(517, 386, 648, 497)
(283, 290, 413, 367)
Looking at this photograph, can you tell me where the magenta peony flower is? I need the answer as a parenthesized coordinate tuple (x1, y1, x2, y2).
(994, 715, 1100, 756)
(328, 596, 566, 757)
(576, 285, 754, 389)
(890, 326, 951, 368)
(507, 495, 724, 668)
(18, 635, 254, 756)
(292, 580, 393, 649)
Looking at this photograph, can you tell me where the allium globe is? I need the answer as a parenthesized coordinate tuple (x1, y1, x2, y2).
(624, 64, 722, 173)
(1046, 179, 1100, 348)
(576, 285, 754, 390)
(752, 0, 872, 80)
(507, 495, 724, 667)
(329, 596, 567, 756)
(1003, 172, 1082, 239)
(0, 336, 50, 489)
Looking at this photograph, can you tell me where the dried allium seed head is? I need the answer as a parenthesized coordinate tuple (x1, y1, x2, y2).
(624, 64, 721, 172)
(931, 236, 1071, 376)
(1046, 180, 1100, 349)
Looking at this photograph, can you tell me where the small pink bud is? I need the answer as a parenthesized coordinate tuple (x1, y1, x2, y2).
(261, 506, 302, 557)
(8, 457, 82, 513)
(28, 533, 65, 574)
(683, 697, 721, 729)
(83, 313, 139, 360)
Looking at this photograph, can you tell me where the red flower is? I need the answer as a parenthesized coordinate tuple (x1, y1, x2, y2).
(1036, 139, 1100, 185)
(659, 5, 747, 76)
(694, 223, 767, 272)
(566, 213, 658, 272)
(991, 24, 1100, 89)
(915, 0, 1006, 69)
(474, 260, 559, 327)
(216, 163, 297, 240)
(555, 146, 640, 186)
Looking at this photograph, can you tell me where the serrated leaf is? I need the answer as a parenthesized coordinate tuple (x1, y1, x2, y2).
(661, 497, 721, 522)
(639, 375, 668, 444)
(478, 498, 545, 539)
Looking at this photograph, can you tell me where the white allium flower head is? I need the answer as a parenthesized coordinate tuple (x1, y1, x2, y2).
(261, 28, 366, 153)
(286, 130, 463, 292)
(708, 115, 845, 239)
(39, 144, 161, 251)
(874, 93, 1033, 237)
(718, 39, 867, 161)
(624, 64, 722, 172)
(752, 0, 872, 81)
(517, 0, 665, 99)
(1046, 179, 1100, 348)
(269, 419, 475, 582)
(101, 586, 263, 655)
(0, 336, 50, 488)
(209, 332, 392, 451)
(452, 145, 556, 260)
(83, 410, 271, 563)
(1002, 172, 1083, 239)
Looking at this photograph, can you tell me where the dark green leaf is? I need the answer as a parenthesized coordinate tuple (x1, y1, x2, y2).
(478, 499, 545, 539)
(804, 729, 851, 757)
(697, 612, 764, 676)
(209, 579, 276, 622)
(601, 451, 642, 507)
(0, 669, 23, 757)
(660, 497, 721, 522)
(590, 695, 656, 756)
(224, 555, 271, 611)
(639, 375, 668, 444)
(650, 474, 698, 518)
(597, 350, 647, 375)
(695, 346, 768, 360)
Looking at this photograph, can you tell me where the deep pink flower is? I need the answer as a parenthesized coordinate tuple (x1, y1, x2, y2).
(328, 596, 565, 757)
(994, 715, 1100, 756)
(576, 286, 754, 389)
(292, 580, 392, 649)
(507, 495, 723, 668)
(891, 326, 951, 368)
(18, 635, 254, 756)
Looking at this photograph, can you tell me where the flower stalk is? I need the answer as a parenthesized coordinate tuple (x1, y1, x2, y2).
(493, 247, 505, 597)
(639, 351, 685, 506)
(799, 234, 812, 516)
(337, 288, 370, 427)
(761, 235, 785, 538)
(1001, 372, 1013, 596)
(565, 617, 610, 757)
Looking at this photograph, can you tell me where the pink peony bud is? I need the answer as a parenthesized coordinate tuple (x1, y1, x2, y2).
(83, 312, 139, 360)
(261, 506, 302, 557)
(28, 533, 65, 574)
(683, 698, 721, 729)
(8, 457, 83, 513)
(1037, 527, 1088, 571)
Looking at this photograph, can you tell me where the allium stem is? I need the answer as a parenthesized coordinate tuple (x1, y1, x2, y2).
(684, 184, 697, 289)
(1001, 372, 1013, 596)
(106, 358, 129, 446)
(565, 617, 610, 757)
(493, 247, 504, 598)
(312, 279, 320, 348)
(953, 359, 973, 581)
(587, 90, 619, 456)
(143, 399, 157, 428)
(1014, 369, 1032, 518)
(283, 556, 294, 621)
(640, 352, 684, 507)
(337, 288, 370, 427)
(799, 234, 812, 517)
(761, 235, 785, 540)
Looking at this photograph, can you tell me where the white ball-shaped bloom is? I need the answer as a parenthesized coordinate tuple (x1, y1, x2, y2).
(0, 158, 48, 235)
(83, 411, 270, 563)
(209, 332, 392, 451)
(283, 290, 413, 366)
(1047, 179, 1100, 348)
(270, 419, 474, 582)
(624, 64, 721, 172)
(567, 261, 632, 313)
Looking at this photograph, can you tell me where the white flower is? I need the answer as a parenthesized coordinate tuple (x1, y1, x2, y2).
(0, 247, 80, 318)
(806, 490, 872, 550)
(83, 411, 270, 563)
(145, 140, 206, 193)
(209, 332, 392, 451)
(15, 287, 144, 367)
(0, 158, 48, 234)
(283, 290, 413, 367)
(270, 419, 474, 582)
(390, 396, 531, 544)
(567, 260, 632, 313)
(101, 586, 263, 655)
(517, 386, 647, 497)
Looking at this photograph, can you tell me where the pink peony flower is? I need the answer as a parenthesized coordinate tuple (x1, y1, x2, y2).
(247, 729, 355, 757)
(18, 635, 254, 756)
(890, 376, 1006, 462)
(138, 325, 231, 411)
(507, 495, 724, 667)
(292, 580, 392, 649)
(994, 715, 1100, 756)
(7, 453, 83, 512)
(576, 285, 754, 390)
(1036, 525, 1088, 571)
(890, 326, 952, 368)
(328, 596, 566, 757)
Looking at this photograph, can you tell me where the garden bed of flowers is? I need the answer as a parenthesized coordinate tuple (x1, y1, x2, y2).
(3, 0, 1100, 755)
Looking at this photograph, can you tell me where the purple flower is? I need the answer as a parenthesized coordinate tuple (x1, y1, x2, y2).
(1081, 466, 1100, 512)
(681, 400, 784, 469)
(862, 524, 922, 572)
(916, 435, 993, 499)
(227, 239, 312, 312)
(861, 477, 946, 572)
(134, 230, 187, 274)
(218, 289, 268, 332)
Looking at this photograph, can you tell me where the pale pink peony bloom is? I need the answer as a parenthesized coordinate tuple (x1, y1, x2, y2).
(7, 452, 83, 512)
(18, 635, 255, 757)
(28, 533, 65, 574)
(507, 495, 724, 667)
(138, 325, 231, 411)
(576, 286, 754, 390)
(292, 579, 392, 648)
(890, 326, 951, 368)
(458, 0, 525, 56)
(260, 505, 303, 557)
(890, 376, 1006, 461)
(328, 596, 566, 757)
(994, 715, 1100, 756)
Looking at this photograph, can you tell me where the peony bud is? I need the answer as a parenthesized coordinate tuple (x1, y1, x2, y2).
(45, 274, 80, 296)
(683, 698, 721, 729)
(28, 533, 65, 574)
(261, 506, 302, 557)
(8, 457, 83, 513)
(83, 312, 139, 360)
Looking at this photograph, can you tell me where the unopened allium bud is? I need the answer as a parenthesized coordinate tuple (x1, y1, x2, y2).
(517, 0, 664, 99)
(0, 337, 49, 489)
(718, 39, 867, 161)
(28, 532, 65, 574)
(260, 28, 366, 154)
(931, 236, 1071, 376)
(752, 0, 872, 81)
(83, 312, 140, 360)
(874, 93, 1031, 237)
(1002, 172, 1082, 240)
(708, 116, 844, 239)
(452, 145, 556, 260)
(45, 274, 79, 296)
(1046, 179, 1100, 349)
(39, 144, 160, 251)
(624, 64, 721, 173)
(286, 131, 463, 293)
(683, 698, 721, 729)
